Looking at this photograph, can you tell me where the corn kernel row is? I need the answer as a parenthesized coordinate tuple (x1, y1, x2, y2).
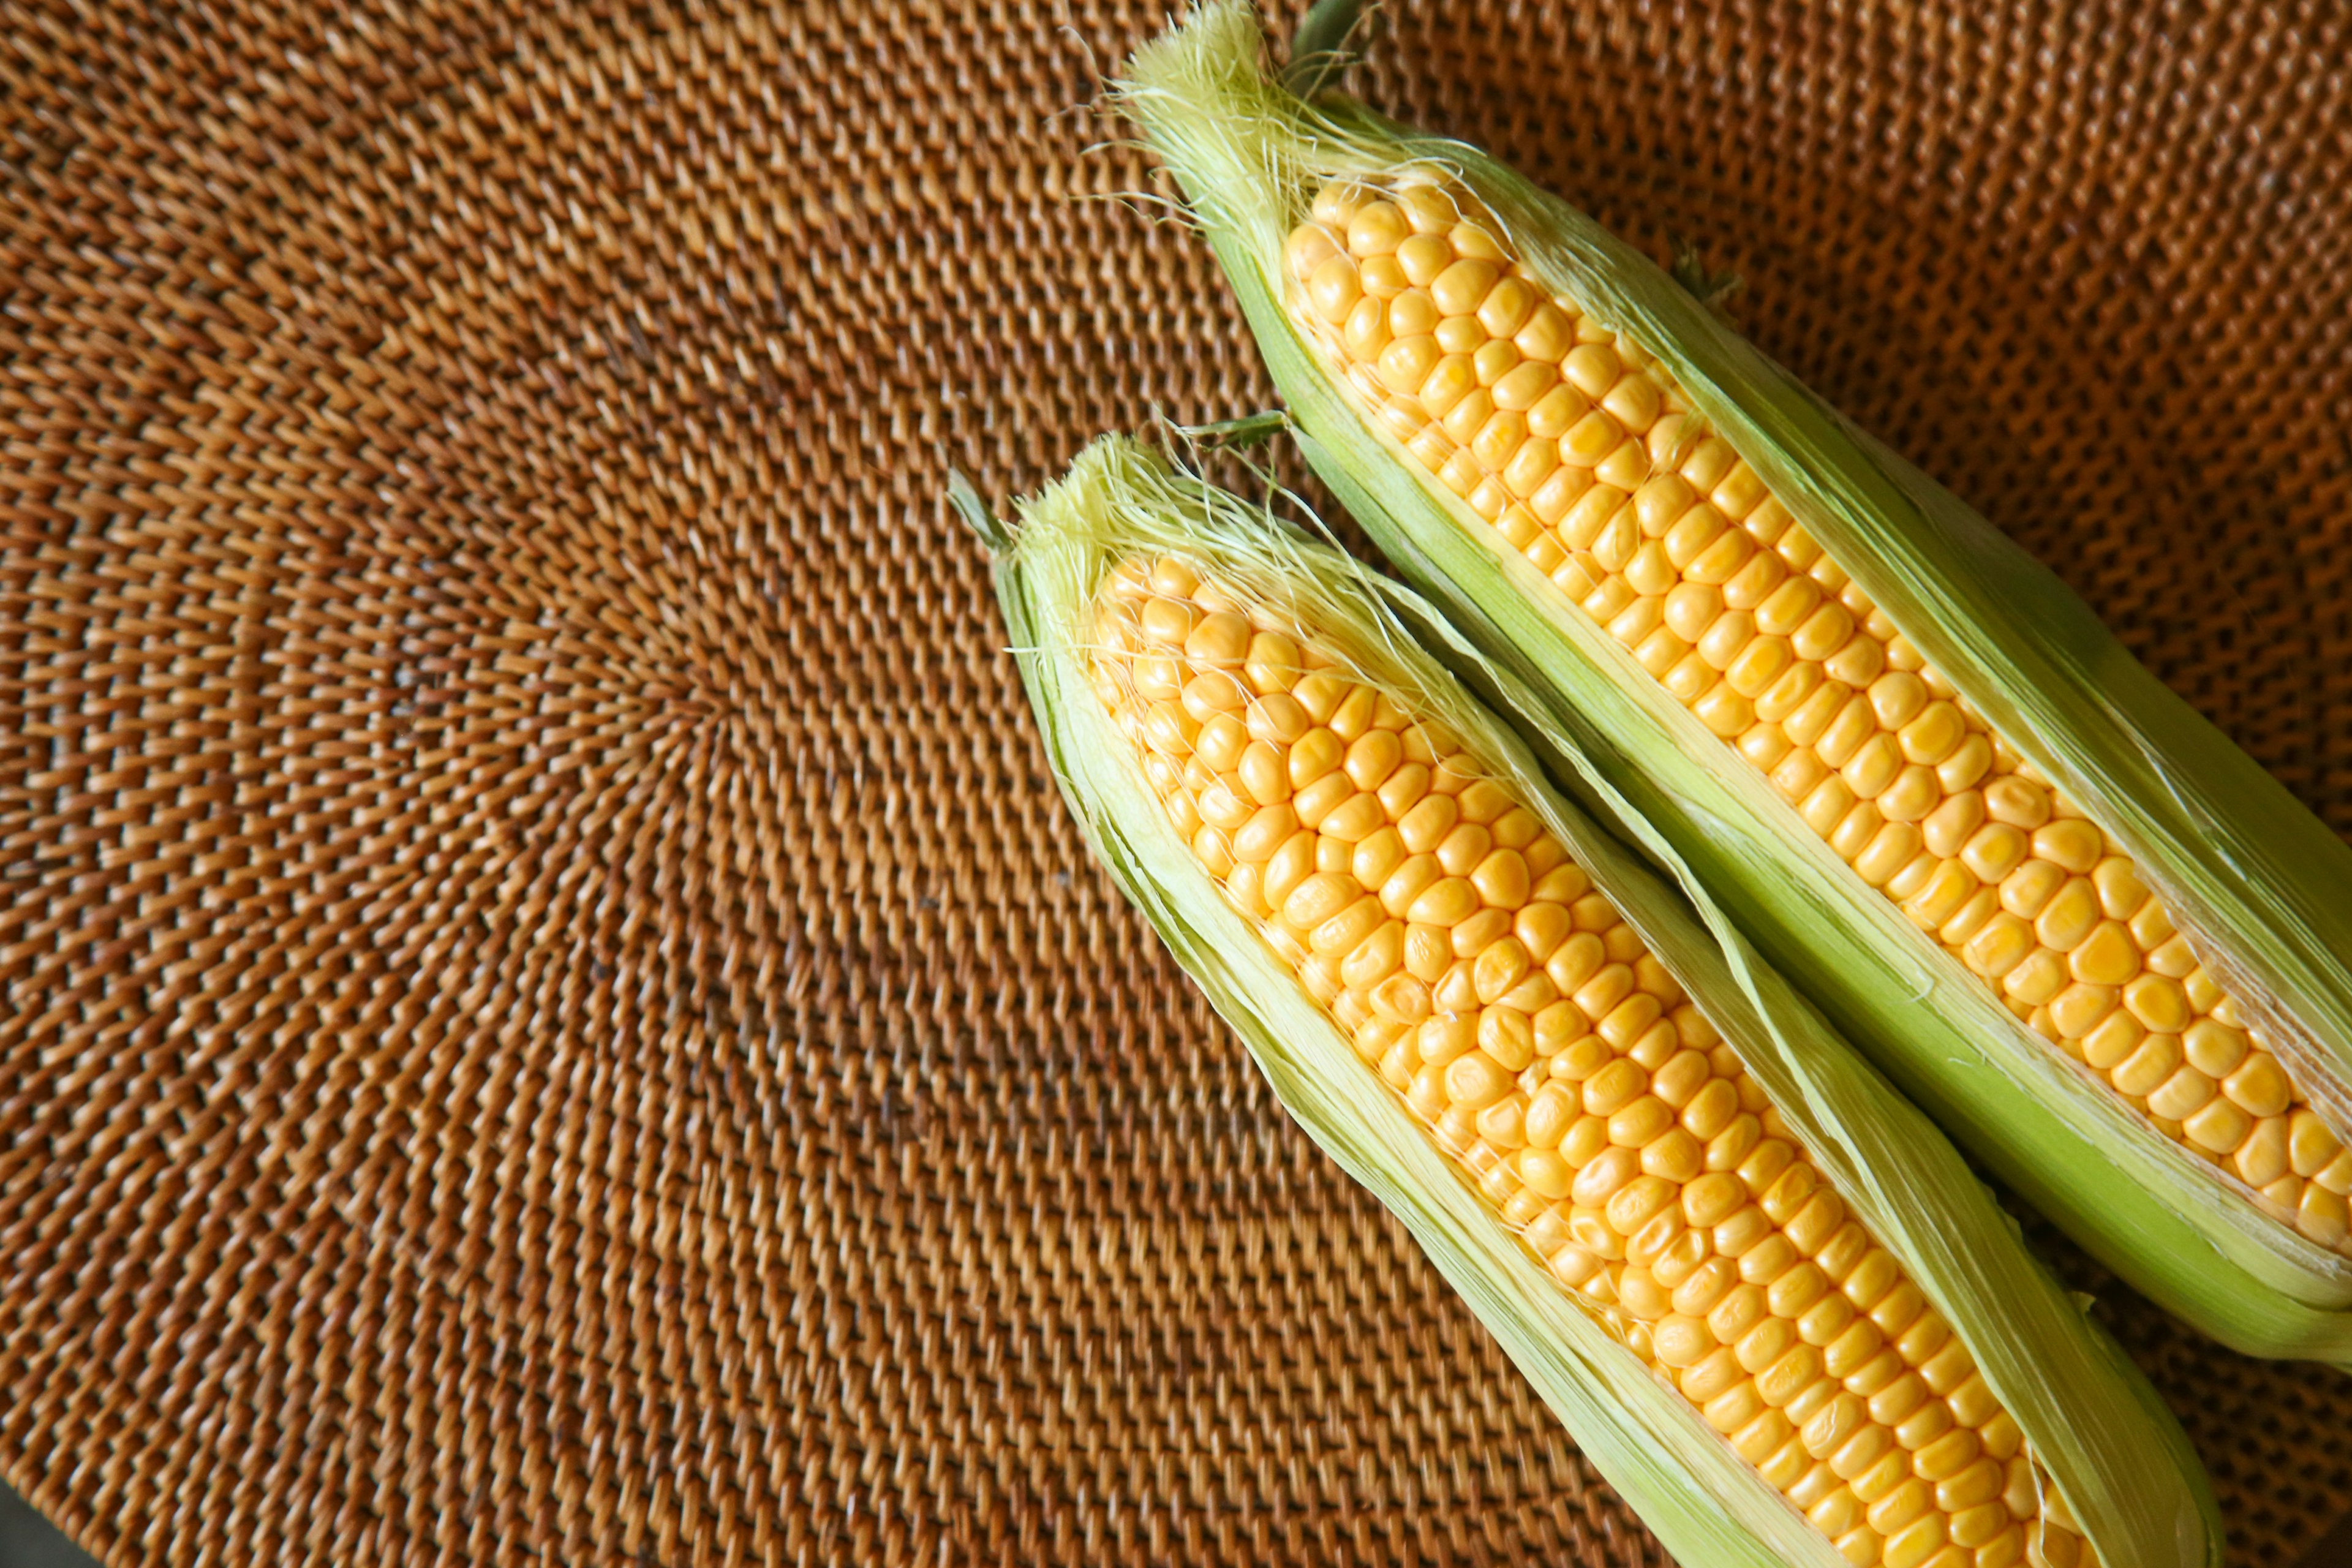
(1088, 552, 2091, 1568)
(1278, 178, 2352, 1255)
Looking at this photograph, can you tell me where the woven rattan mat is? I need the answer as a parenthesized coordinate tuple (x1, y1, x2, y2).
(2, 2, 2348, 1564)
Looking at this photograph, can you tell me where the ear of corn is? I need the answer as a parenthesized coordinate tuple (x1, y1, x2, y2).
(1120, 1, 2352, 1366)
(967, 434, 2218, 1568)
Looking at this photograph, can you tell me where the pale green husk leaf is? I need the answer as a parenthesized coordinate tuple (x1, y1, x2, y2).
(971, 433, 2219, 1568)
(1120, 0, 2352, 1369)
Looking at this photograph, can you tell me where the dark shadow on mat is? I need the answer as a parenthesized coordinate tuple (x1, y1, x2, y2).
(0, 1483, 93, 1568)
(2302, 1509, 2352, 1568)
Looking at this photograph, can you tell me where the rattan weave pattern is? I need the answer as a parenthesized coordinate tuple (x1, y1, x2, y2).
(0, 1, 2345, 1564)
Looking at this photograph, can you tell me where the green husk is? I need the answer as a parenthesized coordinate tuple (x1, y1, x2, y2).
(967, 433, 2218, 1568)
(1120, 0, 2352, 1366)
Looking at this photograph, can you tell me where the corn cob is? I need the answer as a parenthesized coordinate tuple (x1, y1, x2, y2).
(1275, 175, 2350, 1256)
(1122, 1, 2352, 1365)
(963, 435, 2217, 1568)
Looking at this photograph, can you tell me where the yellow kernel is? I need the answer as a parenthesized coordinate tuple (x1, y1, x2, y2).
(1431, 258, 1500, 316)
(2089, 856, 2147, 919)
(1869, 1476, 1935, 1535)
(1593, 435, 1654, 492)
(2126, 973, 2192, 1034)
(1901, 861, 1977, 930)
(1882, 1512, 1948, 1568)
(1814, 694, 1879, 769)
(1842, 734, 1904, 799)
(1560, 409, 1622, 467)
(1624, 541, 1679, 598)
(1361, 254, 1411, 300)
(1308, 250, 1370, 323)
(1921, 790, 1986, 858)
(1711, 462, 1768, 520)
(1450, 907, 1514, 958)
(1678, 435, 1738, 491)
(1866, 671, 1926, 728)
(1472, 337, 1522, 389)
(1608, 1172, 1678, 1235)
(1511, 300, 1572, 361)
(2059, 918, 2134, 986)
(1392, 232, 1450, 287)
(1378, 333, 1443, 396)
(1379, 759, 1434, 818)
(1899, 701, 1967, 766)
(1525, 381, 1592, 442)
(1723, 546, 1790, 610)
(2182, 1019, 2249, 1078)
(1387, 286, 1442, 341)
(2230, 1115, 2292, 1187)
(1346, 200, 1409, 254)
(2046, 982, 2118, 1041)
(1343, 294, 1394, 362)
(1610, 1094, 1676, 1148)
(1687, 526, 1758, 586)
(1851, 1447, 1915, 1510)
(2033, 877, 2100, 949)
(1913, 1426, 1981, 1485)
(1406, 876, 1481, 927)
(1393, 184, 1460, 232)
(1983, 777, 2052, 829)
(1855, 823, 1923, 888)
(1490, 356, 1558, 416)
(1738, 722, 1794, 773)
(1961, 824, 2030, 884)
(1937, 1455, 2005, 1513)
(1825, 797, 1889, 864)
(1868, 764, 1936, 826)
(1318, 791, 1387, 842)
(1699, 609, 1759, 671)
(1693, 680, 1756, 739)
(2301, 1185, 2351, 1248)
(1477, 276, 1539, 339)
(2184, 1096, 2253, 1155)
(1939, 888, 2002, 948)
(1286, 221, 1345, 282)
(1756, 669, 1830, 741)
(1603, 372, 1663, 432)
(2143, 933, 2198, 978)
(1822, 631, 1886, 689)
(2032, 818, 2103, 874)
(2111, 1031, 2184, 1097)
(1626, 474, 1692, 537)
(1446, 1050, 1514, 1109)
(1581, 503, 1639, 571)
(2002, 949, 2067, 1006)
(1556, 342, 1616, 396)
(1725, 633, 1795, 699)
(1755, 575, 1825, 639)
(1823, 1320, 1885, 1382)
(1441, 387, 1499, 445)
(1313, 892, 1387, 956)
(1317, 182, 1373, 228)
(1343, 728, 1404, 792)
(1936, 734, 1994, 793)
(2222, 1053, 2293, 1119)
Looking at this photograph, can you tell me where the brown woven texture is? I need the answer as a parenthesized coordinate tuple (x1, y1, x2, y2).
(2, 1, 2348, 1564)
